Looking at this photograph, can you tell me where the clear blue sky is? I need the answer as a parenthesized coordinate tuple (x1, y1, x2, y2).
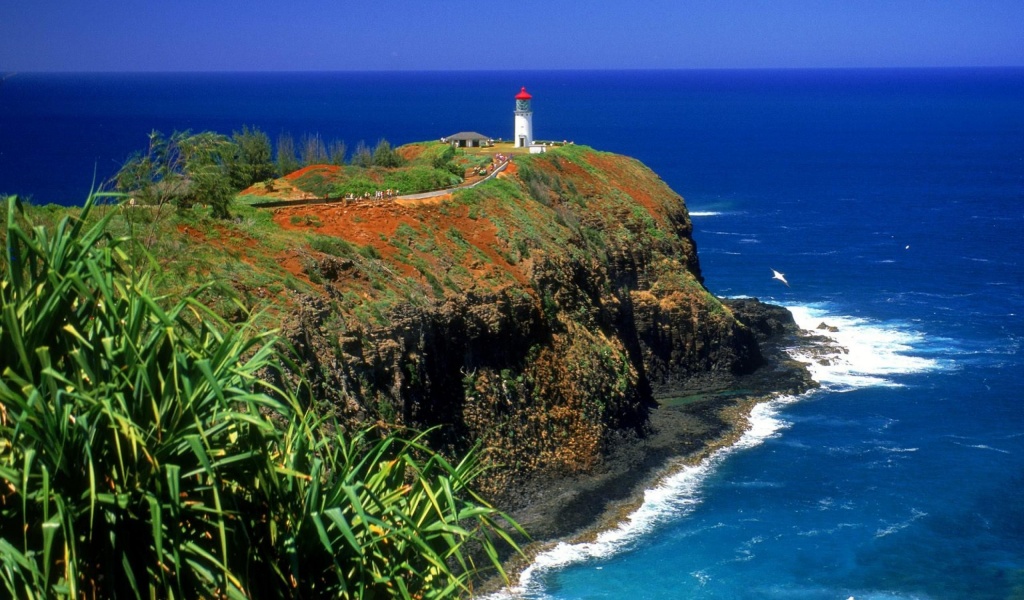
(3, 1, 1023, 71)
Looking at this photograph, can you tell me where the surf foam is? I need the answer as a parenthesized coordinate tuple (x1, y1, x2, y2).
(785, 305, 940, 391)
(489, 395, 801, 599)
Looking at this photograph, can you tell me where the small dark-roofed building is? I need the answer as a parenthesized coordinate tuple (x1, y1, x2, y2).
(443, 131, 493, 148)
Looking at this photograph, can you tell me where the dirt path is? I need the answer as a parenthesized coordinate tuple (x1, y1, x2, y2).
(253, 159, 510, 209)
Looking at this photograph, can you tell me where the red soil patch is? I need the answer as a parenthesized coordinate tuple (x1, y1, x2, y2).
(239, 177, 305, 201)
(284, 164, 342, 182)
(395, 194, 451, 206)
(272, 197, 529, 289)
(240, 164, 350, 202)
(584, 153, 669, 226)
(278, 250, 314, 284)
(550, 158, 601, 196)
(176, 223, 256, 253)
(177, 223, 205, 241)
(498, 162, 518, 178)
(174, 224, 262, 279)
(397, 144, 427, 162)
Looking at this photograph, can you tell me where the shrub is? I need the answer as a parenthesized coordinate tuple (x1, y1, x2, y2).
(310, 235, 354, 257)
(115, 130, 235, 219)
(231, 125, 277, 188)
(357, 244, 381, 260)
(430, 145, 456, 169)
(372, 139, 404, 168)
(294, 171, 334, 197)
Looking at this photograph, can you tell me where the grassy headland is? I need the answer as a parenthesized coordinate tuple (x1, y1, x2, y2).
(1, 139, 814, 596)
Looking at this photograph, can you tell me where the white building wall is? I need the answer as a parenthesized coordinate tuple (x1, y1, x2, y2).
(514, 111, 533, 148)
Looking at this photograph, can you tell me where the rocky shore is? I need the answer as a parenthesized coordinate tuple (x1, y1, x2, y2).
(490, 298, 817, 583)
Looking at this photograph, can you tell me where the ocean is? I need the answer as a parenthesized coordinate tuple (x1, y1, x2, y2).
(2, 69, 1023, 599)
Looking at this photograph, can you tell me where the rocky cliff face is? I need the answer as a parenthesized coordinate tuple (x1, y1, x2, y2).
(271, 145, 772, 492)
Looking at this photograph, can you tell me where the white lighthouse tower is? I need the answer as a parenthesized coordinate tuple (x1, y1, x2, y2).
(514, 87, 533, 148)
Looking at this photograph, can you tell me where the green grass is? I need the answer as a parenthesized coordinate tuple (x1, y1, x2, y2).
(309, 234, 355, 257)
(235, 193, 280, 206)
(286, 162, 462, 199)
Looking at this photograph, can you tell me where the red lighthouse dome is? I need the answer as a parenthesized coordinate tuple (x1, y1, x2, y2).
(515, 86, 532, 100)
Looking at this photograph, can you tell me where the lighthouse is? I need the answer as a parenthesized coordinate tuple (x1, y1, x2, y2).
(514, 87, 533, 148)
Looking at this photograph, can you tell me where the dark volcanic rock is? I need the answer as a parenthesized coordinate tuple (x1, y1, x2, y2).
(723, 297, 800, 343)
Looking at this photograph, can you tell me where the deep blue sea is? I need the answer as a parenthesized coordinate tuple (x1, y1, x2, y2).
(2, 69, 1023, 599)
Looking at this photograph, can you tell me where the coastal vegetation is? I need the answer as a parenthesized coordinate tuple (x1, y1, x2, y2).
(0, 194, 521, 598)
(242, 141, 466, 203)
(2, 137, 798, 596)
(102, 139, 768, 494)
(115, 126, 467, 216)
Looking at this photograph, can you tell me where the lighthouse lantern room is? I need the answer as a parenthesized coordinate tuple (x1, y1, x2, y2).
(514, 87, 533, 148)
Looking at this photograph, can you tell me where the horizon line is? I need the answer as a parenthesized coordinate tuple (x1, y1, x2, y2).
(6, 65, 1024, 76)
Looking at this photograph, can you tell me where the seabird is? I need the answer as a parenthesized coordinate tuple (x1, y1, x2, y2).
(771, 268, 790, 287)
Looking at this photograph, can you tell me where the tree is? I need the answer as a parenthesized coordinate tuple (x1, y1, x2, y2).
(276, 132, 300, 175)
(176, 131, 235, 218)
(431, 144, 456, 170)
(114, 130, 235, 219)
(372, 138, 404, 168)
(300, 132, 329, 166)
(328, 138, 348, 165)
(230, 125, 276, 188)
(351, 140, 373, 168)
(431, 144, 463, 177)
(114, 130, 187, 209)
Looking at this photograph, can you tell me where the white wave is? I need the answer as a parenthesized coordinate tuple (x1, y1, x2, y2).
(874, 508, 927, 538)
(785, 305, 941, 391)
(689, 211, 722, 217)
(488, 395, 801, 599)
(871, 592, 933, 600)
(729, 479, 782, 489)
(797, 250, 841, 256)
(879, 446, 919, 453)
(701, 249, 744, 255)
(762, 587, 933, 600)
(705, 230, 750, 236)
(954, 442, 1011, 454)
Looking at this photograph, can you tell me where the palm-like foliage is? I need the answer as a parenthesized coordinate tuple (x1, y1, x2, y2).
(266, 424, 521, 598)
(0, 194, 522, 598)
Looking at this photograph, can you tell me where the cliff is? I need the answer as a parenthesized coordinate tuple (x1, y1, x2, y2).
(258, 144, 791, 496)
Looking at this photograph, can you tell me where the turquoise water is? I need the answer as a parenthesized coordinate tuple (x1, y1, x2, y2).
(2, 69, 1023, 598)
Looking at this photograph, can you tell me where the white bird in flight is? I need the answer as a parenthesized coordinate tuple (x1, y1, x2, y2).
(771, 268, 790, 287)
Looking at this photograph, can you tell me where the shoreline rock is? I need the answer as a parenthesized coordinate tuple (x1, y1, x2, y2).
(484, 300, 817, 590)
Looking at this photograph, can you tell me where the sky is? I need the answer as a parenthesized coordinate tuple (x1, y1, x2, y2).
(3, 1, 1023, 72)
